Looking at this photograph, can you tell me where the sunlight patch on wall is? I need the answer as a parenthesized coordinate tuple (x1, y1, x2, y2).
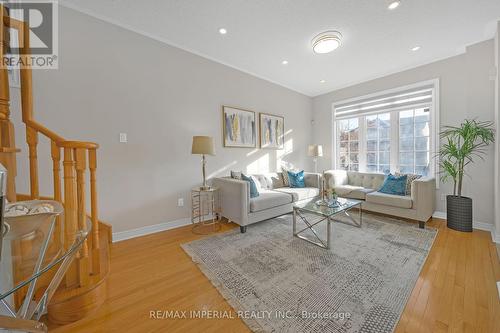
(277, 138, 293, 170)
(247, 153, 269, 174)
(246, 149, 260, 157)
(208, 160, 237, 179)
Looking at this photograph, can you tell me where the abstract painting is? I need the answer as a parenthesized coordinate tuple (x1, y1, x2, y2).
(260, 113, 284, 149)
(223, 106, 256, 148)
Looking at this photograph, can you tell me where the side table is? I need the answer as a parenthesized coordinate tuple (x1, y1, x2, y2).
(191, 187, 221, 234)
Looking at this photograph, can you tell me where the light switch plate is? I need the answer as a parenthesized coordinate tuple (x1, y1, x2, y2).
(178, 198, 184, 207)
(119, 133, 127, 143)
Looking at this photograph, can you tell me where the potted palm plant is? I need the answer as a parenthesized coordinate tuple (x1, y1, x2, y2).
(439, 119, 494, 232)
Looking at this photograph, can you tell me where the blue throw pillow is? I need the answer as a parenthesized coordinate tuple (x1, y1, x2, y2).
(379, 173, 408, 196)
(241, 174, 259, 198)
(287, 170, 305, 188)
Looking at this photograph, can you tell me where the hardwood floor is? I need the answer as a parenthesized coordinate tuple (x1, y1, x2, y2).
(51, 218, 500, 333)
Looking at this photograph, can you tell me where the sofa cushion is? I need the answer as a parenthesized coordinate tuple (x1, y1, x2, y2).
(334, 185, 376, 200)
(379, 173, 407, 196)
(247, 173, 283, 190)
(249, 190, 292, 212)
(287, 170, 305, 188)
(347, 171, 385, 190)
(273, 187, 319, 202)
(366, 191, 413, 209)
(242, 174, 259, 198)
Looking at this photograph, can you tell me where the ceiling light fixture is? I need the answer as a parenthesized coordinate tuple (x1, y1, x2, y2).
(388, 1, 401, 10)
(320, 80, 326, 83)
(411, 46, 421, 51)
(282, 60, 289, 65)
(218, 28, 227, 35)
(311, 30, 342, 54)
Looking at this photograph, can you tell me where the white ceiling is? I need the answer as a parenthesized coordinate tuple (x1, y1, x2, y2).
(61, 0, 500, 97)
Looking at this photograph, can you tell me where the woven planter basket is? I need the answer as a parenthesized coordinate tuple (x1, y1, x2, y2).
(446, 195, 472, 232)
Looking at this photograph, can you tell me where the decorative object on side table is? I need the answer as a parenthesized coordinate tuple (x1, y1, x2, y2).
(191, 136, 215, 190)
(259, 113, 284, 149)
(308, 144, 323, 173)
(222, 106, 256, 148)
(191, 187, 221, 235)
(438, 119, 494, 232)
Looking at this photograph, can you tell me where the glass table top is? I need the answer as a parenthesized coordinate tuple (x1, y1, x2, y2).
(0, 200, 91, 301)
(293, 196, 362, 217)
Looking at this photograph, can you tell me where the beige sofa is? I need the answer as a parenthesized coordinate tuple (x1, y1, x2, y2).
(324, 170, 436, 228)
(213, 172, 321, 233)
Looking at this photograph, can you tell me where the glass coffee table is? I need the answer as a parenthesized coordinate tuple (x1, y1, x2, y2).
(293, 197, 362, 249)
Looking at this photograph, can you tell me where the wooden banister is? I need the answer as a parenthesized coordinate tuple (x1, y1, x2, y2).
(24, 120, 65, 143)
(2, 5, 109, 323)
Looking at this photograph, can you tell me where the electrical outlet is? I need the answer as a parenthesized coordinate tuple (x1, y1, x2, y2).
(177, 198, 184, 207)
(119, 133, 127, 143)
(440, 194, 446, 201)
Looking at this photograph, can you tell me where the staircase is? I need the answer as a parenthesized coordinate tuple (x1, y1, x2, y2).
(0, 5, 110, 324)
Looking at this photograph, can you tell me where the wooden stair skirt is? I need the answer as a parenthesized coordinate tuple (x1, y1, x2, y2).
(47, 224, 110, 324)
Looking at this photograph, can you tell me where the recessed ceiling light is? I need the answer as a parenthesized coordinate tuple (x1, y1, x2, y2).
(320, 80, 326, 83)
(282, 60, 289, 65)
(411, 46, 421, 51)
(388, 1, 401, 10)
(311, 31, 342, 54)
(218, 28, 227, 35)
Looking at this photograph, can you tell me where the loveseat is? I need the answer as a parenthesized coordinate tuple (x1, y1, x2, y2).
(213, 172, 321, 233)
(324, 170, 436, 228)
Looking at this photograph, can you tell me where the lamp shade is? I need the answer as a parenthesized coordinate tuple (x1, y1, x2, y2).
(192, 136, 215, 155)
(308, 144, 323, 157)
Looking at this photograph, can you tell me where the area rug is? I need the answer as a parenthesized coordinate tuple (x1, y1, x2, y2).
(182, 213, 437, 333)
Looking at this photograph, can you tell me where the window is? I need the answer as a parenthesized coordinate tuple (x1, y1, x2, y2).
(366, 113, 391, 173)
(399, 109, 430, 175)
(333, 80, 438, 178)
(338, 118, 359, 171)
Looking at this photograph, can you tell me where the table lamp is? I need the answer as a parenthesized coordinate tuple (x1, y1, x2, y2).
(192, 136, 215, 190)
(308, 144, 323, 173)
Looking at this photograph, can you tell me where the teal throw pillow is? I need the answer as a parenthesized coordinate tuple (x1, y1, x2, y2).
(287, 170, 305, 188)
(379, 173, 407, 196)
(242, 174, 259, 198)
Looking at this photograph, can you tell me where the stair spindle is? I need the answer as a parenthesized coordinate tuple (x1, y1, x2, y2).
(89, 148, 100, 274)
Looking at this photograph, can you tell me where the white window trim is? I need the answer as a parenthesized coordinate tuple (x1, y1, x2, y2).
(331, 79, 440, 188)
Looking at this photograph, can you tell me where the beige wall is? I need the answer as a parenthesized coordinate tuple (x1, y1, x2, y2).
(9, 7, 313, 233)
(495, 22, 500, 239)
(312, 39, 496, 225)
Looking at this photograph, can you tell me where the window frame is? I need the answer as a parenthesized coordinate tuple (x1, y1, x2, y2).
(332, 79, 440, 187)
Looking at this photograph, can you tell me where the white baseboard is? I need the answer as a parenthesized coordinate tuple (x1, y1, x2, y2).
(112, 217, 191, 243)
(432, 211, 499, 243)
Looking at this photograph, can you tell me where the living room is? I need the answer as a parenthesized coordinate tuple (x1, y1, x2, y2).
(0, 0, 499, 332)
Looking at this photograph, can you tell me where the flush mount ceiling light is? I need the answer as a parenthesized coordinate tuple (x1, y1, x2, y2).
(411, 46, 421, 51)
(388, 1, 401, 10)
(218, 28, 227, 35)
(281, 60, 289, 65)
(311, 31, 342, 54)
(320, 79, 326, 83)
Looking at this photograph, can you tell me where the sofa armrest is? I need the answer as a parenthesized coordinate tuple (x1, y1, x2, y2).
(411, 177, 436, 222)
(212, 177, 250, 226)
(304, 172, 321, 189)
(323, 170, 348, 187)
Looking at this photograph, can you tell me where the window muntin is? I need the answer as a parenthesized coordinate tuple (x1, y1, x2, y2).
(338, 118, 359, 171)
(366, 113, 391, 174)
(398, 108, 430, 176)
(336, 107, 432, 176)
